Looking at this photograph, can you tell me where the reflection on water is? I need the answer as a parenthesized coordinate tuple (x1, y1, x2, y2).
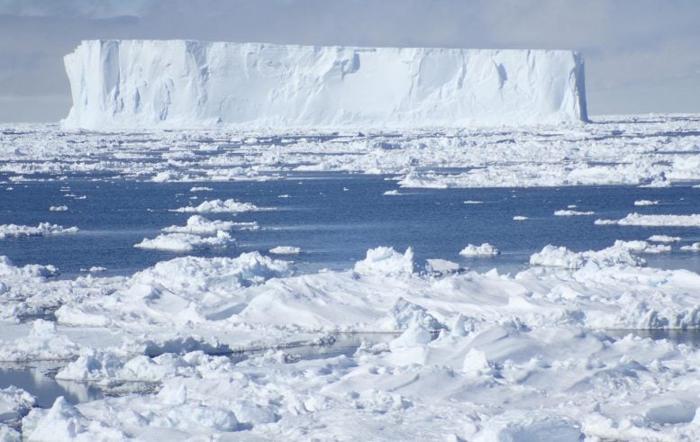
(607, 329, 700, 346)
(0, 365, 103, 408)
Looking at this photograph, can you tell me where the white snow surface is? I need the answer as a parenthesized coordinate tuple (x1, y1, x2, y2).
(595, 213, 700, 227)
(134, 216, 242, 252)
(134, 230, 233, 253)
(459, 243, 500, 257)
(162, 215, 237, 235)
(0, 223, 78, 240)
(554, 209, 594, 216)
(681, 242, 700, 252)
(649, 234, 681, 243)
(3, 114, 700, 439)
(62, 40, 587, 130)
(269, 246, 301, 255)
(3, 244, 700, 439)
(172, 198, 260, 213)
(3, 115, 700, 189)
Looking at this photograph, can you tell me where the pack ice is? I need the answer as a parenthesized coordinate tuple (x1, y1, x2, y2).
(62, 40, 588, 130)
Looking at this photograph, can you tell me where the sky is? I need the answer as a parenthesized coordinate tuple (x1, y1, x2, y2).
(0, 0, 699, 122)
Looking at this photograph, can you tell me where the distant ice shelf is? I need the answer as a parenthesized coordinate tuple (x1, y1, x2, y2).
(62, 40, 588, 130)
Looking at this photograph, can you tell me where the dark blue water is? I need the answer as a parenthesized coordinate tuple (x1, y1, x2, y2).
(1, 173, 700, 276)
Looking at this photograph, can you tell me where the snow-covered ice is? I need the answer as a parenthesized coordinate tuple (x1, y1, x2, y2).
(133, 215, 242, 252)
(459, 243, 500, 257)
(596, 213, 700, 227)
(162, 215, 237, 235)
(0, 223, 78, 240)
(62, 40, 587, 130)
(3, 101, 700, 439)
(172, 198, 260, 213)
(269, 246, 301, 255)
(634, 199, 659, 206)
(649, 234, 681, 243)
(2, 114, 700, 189)
(134, 230, 233, 253)
(2, 241, 700, 439)
(554, 209, 594, 216)
(680, 242, 700, 252)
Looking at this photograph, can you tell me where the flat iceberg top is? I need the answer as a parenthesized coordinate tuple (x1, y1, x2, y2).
(62, 39, 588, 130)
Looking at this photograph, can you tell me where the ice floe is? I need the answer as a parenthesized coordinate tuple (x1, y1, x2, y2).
(634, 199, 659, 206)
(162, 215, 237, 235)
(596, 213, 700, 227)
(459, 243, 500, 257)
(554, 209, 594, 216)
(3, 242, 700, 438)
(680, 242, 700, 252)
(0, 223, 78, 239)
(269, 246, 301, 255)
(172, 199, 261, 214)
(2, 114, 700, 189)
(649, 234, 681, 243)
(134, 231, 233, 253)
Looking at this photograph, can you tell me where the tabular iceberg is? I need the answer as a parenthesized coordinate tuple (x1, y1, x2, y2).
(62, 40, 588, 130)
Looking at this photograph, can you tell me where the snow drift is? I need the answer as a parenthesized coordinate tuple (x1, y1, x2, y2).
(62, 40, 588, 130)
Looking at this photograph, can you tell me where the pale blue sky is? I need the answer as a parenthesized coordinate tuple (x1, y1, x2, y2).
(1, 0, 699, 121)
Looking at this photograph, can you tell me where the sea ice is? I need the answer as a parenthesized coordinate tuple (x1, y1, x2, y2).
(354, 247, 414, 277)
(134, 231, 233, 253)
(269, 246, 301, 255)
(459, 243, 500, 257)
(634, 199, 659, 206)
(680, 242, 700, 252)
(0, 223, 78, 240)
(648, 234, 681, 243)
(162, 215, 237, 235)
(595, 213, 700, 227)
(3, 115, 700, 189)
(2, 243, 700, 438)
(554, 209, 594, 216)
(172, 199, 260, 214)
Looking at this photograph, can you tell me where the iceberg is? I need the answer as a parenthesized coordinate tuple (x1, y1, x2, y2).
(62, 40, 588, 130)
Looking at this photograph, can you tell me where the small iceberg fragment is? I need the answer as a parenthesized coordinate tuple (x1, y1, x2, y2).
(269, 246, 301, 255)
(172, 199, 260, 214)
(460, 243, 500, 257)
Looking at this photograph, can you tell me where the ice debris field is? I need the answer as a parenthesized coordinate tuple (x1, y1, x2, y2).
(1, 40, 700, 441)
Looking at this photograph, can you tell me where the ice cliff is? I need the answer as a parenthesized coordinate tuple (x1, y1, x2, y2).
(62, 40, 588, 130)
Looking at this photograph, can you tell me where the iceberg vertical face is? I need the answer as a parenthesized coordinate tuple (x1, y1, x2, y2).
(63, 40, 588, 129)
